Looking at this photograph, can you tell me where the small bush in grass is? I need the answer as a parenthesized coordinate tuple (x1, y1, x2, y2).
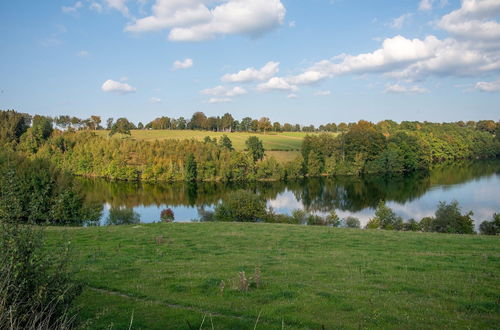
(160, 208, 175, 222)
(365, 218, 380, 229)
(291, 209, 308, 224)
(479, 213, 500, 235)
(403, 219, 422, 231)
(326, 210, 341, 227)
(420, 216, 434, 232)
(345, 216, 361, 228)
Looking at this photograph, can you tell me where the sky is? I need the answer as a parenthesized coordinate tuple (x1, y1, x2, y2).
(0, 0, 499, 125)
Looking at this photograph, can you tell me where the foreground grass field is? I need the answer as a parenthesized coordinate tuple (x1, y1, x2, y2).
(46, 223, 499, 329)
(93, 130, 332, 151)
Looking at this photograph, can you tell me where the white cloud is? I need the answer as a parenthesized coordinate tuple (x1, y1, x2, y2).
(173, 58, 193, 70)
(101, 79, 136, 94)
(104, 0, 129, 16)
(438, 0, 500, 41)
(419, 0, 433, 11)
(201, 85, 247, 97)
(125, 0, 286, 41)
(257, 77, 298, 92)
(206, 97, 232, 104)
(391, 13, 412, 29)
(475, 79, 500, 92)
(150, 97, 162, 103)
(315, 90, 331, 96)
(419, 0, 448, 11)
(62, 1, 83, 13)
(77, 50, 90, 57)
(385, 84, 429, 94)
(287, 93, 298, 99)
(222, 61, 279, 83)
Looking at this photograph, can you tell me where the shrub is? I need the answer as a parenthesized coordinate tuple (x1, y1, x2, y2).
(214, 190, 267, 222)
(160, 208, 175, 222)
(432, 201, 475, 234)
(403, 219, 422, 231)
(479, 213, 500, 235)
(326, 210, 341, 227)
(0, 222, 81, 329)
(420, 216, 434, 232)
(372, 201, 404, 230)
(106, 207, 140, 225)
(365, 218, 380, 229)
(345, 216, 361, 228)
(291, 209, 308, 224)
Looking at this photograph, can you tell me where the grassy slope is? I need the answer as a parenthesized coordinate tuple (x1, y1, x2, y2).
(48, 223, 499, 329)
(93, 130, 333, 151)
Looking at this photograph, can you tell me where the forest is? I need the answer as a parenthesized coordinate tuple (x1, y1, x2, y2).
(1, 110, 499, 183)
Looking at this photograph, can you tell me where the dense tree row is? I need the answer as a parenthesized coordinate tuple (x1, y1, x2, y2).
(301, 120, 499, 176)
(1, 110, 498, 183)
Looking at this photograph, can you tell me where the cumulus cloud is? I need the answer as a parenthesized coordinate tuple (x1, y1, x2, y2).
(101, 79, 136, 94)
(201, 85, 247, 97)
(315, 90, 331, 96)
(222, 61, 279, 83)
(257, 77, 298, 92)
(173, 58, 193, 70)
(125, 0, 286, 41)
(438, 0, 500, 41)
(206, 97, 232, 104)
(385, 84, 429, 94)
(475, 79, 500, 92)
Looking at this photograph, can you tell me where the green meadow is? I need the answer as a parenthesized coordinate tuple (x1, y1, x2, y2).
(47, 223, 500, 329)
(93, 130, 332, 151)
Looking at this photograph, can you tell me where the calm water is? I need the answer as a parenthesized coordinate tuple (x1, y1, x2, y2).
(78, 160, 500, 229)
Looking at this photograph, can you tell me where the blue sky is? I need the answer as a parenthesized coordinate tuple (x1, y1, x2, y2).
(0, 0, 499, 125)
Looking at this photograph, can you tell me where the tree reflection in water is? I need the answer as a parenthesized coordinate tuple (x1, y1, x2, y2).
(77, 160, 499, 224)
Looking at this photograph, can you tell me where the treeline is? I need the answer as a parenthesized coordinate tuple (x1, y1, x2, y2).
(202, 190, 499, 235)
(4, 108, 498, 134)
(1, 110, 499, 182)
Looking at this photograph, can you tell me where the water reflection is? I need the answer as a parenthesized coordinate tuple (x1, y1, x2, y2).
(78, 160, 500, 228)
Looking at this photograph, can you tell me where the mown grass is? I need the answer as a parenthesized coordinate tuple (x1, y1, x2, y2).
(47, 223, 500, 329)
(93, 130, 335, 151)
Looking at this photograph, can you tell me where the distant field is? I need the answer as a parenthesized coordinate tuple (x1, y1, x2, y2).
(93, 130, 335, 151)
(47, 223, 500, 329)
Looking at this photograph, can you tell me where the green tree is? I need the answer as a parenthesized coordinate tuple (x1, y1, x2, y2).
(307, 151, 322, 176)
(345, 216, 360, 228)
(214, 190, 267, 222)
(219, 135, 234, 150)
(184, 153, 198, 182)
(371, 201, 403, 230)
(106, 207, 140, 225)
(431, 201, 474, 234)
(479, 213, 500, 235)
(246, 136, 265, 162)
(109, 118, 133, 136)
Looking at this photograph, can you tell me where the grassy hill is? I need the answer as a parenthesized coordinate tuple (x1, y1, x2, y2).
(47, 223, 499, 329)
(93, 130, 331, 151)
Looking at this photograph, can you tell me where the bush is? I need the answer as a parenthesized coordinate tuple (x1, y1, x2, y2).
(345, 217, 361, 228)
(432, 201, 475, 234)
(291, 209, 308, 224)
(371, 201, 403, 230)
(0, 222, 81, 329)
(326, 211, 341, 227)
(106, 207, 140, 225)
(160, 208, 175, 222)
(403, 219, 422, 231)
(420, 216, 434, 232)
(214, 190, 267, 222)
(479, 213, 500, 235)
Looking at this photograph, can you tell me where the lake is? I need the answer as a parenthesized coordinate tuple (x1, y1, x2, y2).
(78, 160, 500, 229)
